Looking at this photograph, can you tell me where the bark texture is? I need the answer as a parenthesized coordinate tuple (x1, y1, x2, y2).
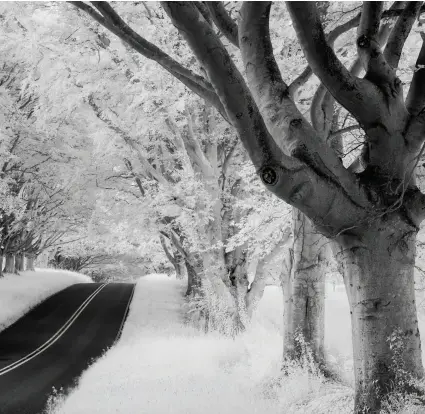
(4, 254, 14, 274)
(283, 209, 327, 365)
(333, 219, 423, 412)
(184, 253, 202, 297)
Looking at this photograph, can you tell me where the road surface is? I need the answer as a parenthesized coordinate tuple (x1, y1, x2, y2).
(0, 282, 135, 414)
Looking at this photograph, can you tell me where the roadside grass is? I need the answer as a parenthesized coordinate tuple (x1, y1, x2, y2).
(45, 276, 353, 414)
(0, 268, 92, 333)
(45, 274, 425, 414)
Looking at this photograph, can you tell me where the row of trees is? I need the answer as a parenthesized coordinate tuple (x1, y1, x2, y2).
(0, 63, 80, 275)
(2, 1, 425, 411)
(0, 1, 294, 327)
(66, 1, 425, 412)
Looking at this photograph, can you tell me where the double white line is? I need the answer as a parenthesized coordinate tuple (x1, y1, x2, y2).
(0, 283, 108, 377)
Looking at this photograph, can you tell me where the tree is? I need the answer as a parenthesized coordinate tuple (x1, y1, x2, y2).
(69, 1, 425, 411)
(0, 2, 296, 334)
(0, 42, 103, 275)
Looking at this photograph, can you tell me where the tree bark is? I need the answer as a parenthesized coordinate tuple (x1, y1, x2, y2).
(282, 209, 327, 366)
(173, 249, 185, 279)
(333, 221, 424, 413)
(14, 253, 24, 273)
(185, 253, 202, 297)
(4, 254, 15, 274)
(26, 254, 35, 271)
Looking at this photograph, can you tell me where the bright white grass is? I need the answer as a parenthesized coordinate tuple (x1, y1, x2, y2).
(46, 276, 357, 414)
(48, 275, 282, 414)
(0, 268, 92, 333)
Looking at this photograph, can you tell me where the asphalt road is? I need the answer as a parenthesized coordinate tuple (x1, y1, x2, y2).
(0, 282, 135, 414)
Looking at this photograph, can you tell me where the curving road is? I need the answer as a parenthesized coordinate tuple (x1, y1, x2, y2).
(0, 282, 135, 414)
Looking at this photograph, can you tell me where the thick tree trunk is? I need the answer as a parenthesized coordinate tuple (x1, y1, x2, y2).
(26, 254, 35, 271)
(4, 254, 15, 274)
(15, 253, 24, 273)
(185, 253, 202, 297)
(282, 209, 327, 366)
(0, 254, 3, 278)
(333, 222, 424, 413)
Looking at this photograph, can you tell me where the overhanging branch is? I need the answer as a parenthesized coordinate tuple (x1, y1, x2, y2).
(288, 1, 407, 98)
(406, 33, 425, 116)
(384, 2, 422, 69)
(286, 2, 382, 127)
(239, 2, 369, 209)
(69, 1, 229, 122)
(162, 1, 372, 237)
(205, 2, 239, 48)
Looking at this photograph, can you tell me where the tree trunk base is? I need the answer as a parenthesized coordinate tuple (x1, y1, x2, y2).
(3, 255, 15, 274)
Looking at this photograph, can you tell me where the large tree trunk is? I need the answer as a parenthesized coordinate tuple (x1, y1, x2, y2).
(26, 254, 35, 271)
(282, 209, 327, 366)
(4, 254, 15, 274)
(333, 222, 424, 413)
(0, 254, 3, 278)
(14, 253, 24, 273)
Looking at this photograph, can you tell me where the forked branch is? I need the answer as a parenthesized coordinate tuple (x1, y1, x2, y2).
(239, 2, 369, 208)
(286, 2, 381, 126)
(162, 1, 371, 237)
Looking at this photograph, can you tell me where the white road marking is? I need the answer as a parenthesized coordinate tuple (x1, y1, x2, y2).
(113, 284, 136, 344)
(0, 283, 109, 376)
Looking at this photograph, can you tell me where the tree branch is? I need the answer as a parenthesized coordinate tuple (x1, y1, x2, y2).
(162, 1, 371, 237)
(406, 33, 425, 116)
(221, 139, 238, 178)
(239, 2, 369, 208)
(123, 158, 145, 196)
(357, 2, 400, 92)
(205, 2, 239, 48)
(329, 124, 361, 140)
(384, 2, 422, 69)
(88, 94, 169, 185)
(288, 66, 312, 99)
(160, 234, 177, 266)
(193, 1, 212, 25)
(286, 2, 382, 127)
(69, 1, 229, 122)
(287, 1, 404, 98)
(358, 2, 384, 41)
(183, 107, 214, 177)
(246, 228, 291, 313)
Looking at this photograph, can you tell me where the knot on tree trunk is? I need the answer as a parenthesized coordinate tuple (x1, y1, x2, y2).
(260, 166, 278, 186)
(357, 34, 371, 49)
